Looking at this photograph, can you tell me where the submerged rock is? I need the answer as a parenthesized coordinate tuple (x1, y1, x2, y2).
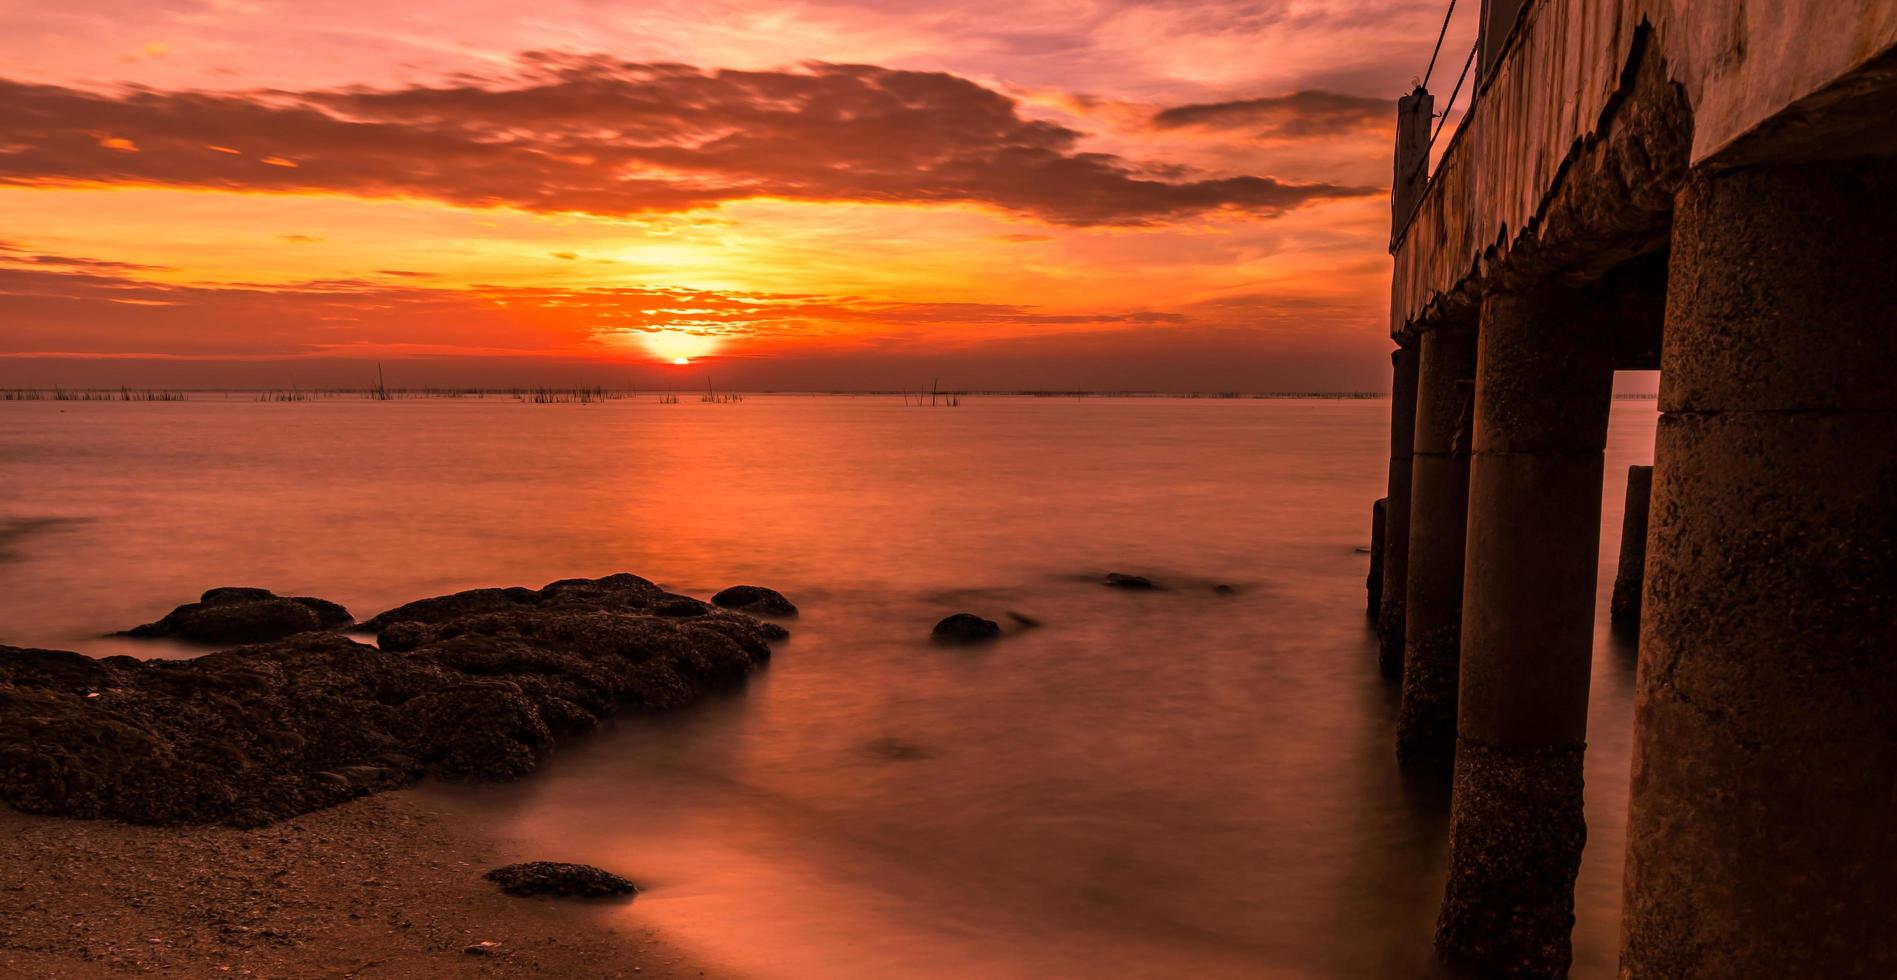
(710, 585, 797, 617)
(864, 736, 935, 761)
(1, 574, 784, 827)
(120, 587, 353, 644)
(483, 862, 637, 899)
(931, 613, 1000, 644)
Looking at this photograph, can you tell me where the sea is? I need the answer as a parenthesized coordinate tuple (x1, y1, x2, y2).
(0, 393, 1659, 978)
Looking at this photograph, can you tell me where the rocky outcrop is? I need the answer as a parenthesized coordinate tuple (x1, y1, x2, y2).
(931, 613, 999, 644)
(483, 862, 637, 898)
(710, 585, 797, 617)
(120, 587, 353, 644)
(1, 574, 783, 827)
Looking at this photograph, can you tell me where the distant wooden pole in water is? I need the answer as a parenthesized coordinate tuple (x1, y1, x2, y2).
(1435, 282, 1615, 975)
(1609, 465, 1652, 636)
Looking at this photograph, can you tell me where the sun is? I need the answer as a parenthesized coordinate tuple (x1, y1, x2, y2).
(634, 328, 720, 365)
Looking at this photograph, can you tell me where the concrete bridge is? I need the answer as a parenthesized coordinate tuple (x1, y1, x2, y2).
(1369, 1, 1895, 975)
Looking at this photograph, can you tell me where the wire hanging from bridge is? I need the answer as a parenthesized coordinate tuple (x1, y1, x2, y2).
(1430, 39, 1478, 149)
(1405, 37, 1479, 189)
(1420, 0, 1460, 90)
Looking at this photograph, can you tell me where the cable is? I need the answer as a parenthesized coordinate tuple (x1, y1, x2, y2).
(1429, 38, 1478, 149)
(1403, 37, 1479, 191)
(1420, 0, 1460, 90)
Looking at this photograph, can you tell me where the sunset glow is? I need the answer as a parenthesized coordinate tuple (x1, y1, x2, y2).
(627, 329, 721, 366)
(0, 1, 1479, 391)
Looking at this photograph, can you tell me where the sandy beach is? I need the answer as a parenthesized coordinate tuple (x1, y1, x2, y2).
(0, 791, 720, 979)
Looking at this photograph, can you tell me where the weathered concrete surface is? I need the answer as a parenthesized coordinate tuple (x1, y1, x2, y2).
(1391, 0, 1895, 335)
(1395, 327, 1474, 743)
(1376, 346, 1420, 669)
(1609, 465, 1652, 635)
(1620, 159, 1897, 977)
(1436, 282, 1615, 974)
(1437, 740, 1585, 978)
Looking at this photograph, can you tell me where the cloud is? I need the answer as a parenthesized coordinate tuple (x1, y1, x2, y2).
(0, 240, 164, 271)
(0, 263, 1201, 361)
(1152, 90, 1388, 137)
(0, 56, 1374, 226)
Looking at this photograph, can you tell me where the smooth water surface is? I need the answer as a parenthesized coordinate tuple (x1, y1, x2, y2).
(0, 395, 1657, 978)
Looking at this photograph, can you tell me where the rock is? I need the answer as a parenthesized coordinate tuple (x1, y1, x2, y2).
(120, 588, 354, 644)
(710, 585, 797, 617)
(463, 941, 502, 956)
(353, 585, 547, 633)
(483, 862, 637, 898)
(931, 613, 999, 644)
(1212, 584, 1237, 595)
(1104, 573, 1158, 590)
(1, 573, 787, 827)
(864, 737, 934, 761)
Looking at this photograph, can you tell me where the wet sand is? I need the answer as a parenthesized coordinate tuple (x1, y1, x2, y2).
(0, 792, 719, 979)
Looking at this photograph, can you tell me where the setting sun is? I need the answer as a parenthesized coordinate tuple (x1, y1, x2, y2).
(618, 328, 719, 365)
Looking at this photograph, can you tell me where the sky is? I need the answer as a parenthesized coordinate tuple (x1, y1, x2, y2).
(0, 1, 1480, 391)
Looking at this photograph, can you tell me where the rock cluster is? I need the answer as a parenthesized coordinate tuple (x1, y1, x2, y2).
(119, 587, 353, 644)
(0, 574, 783, 827)
(483, 861, 638, 898)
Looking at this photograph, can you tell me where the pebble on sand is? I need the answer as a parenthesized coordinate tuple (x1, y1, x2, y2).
(484, 861, 638, 898)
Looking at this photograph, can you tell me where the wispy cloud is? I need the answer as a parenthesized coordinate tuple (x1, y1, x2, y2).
(0, 262, 1203, 360)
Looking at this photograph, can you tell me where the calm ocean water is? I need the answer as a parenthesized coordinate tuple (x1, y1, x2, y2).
(0, 395, 1657, 978)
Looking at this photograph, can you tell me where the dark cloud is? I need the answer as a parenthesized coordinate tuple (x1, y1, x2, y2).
(0, 241, 164, 271)
(0, 57, 1373, 226)
(1153, 90, 1387, 138)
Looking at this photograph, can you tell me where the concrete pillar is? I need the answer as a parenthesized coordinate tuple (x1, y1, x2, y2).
(1609, 465, 1652, 635)
(1621, 160, 1897, 977)
(1376, 347, 1420, 676)
(1367, 497, 1387, 619)
(1436, 283, 1615, 976)
(1395, 327, 1475, 731)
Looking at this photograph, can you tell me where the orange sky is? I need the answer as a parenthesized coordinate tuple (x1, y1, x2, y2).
(0, 1, 1480, 391)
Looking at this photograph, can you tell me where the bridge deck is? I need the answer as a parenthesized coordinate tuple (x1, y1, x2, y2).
(1391, 0, 1897, 337)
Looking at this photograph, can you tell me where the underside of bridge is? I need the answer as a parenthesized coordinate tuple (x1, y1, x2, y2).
(1371, 2, 1896, 976)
